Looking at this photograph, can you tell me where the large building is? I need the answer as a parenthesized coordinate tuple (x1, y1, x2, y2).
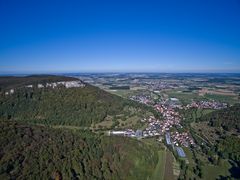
(135, 130, 143, 138)
(165, 132, 172, 145)
(176, 147, 186, 158)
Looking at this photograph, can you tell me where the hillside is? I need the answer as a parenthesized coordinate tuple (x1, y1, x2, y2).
(0, 75, 152, 128)
(0, 120, 158, 180)
(199, 104, 240, 131)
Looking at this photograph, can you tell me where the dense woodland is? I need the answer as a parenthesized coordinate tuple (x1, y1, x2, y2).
(0, 76, 154, 127)
(199, 104, 240, 131)
(0, 121, 158, 180)
(216, 136, 240, 165)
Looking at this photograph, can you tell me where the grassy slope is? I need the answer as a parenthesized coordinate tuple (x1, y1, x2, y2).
(164, 151, 175, 180)
(152, 150, 166, 180)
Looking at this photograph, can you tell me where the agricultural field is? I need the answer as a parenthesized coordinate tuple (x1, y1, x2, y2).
(204, 93, 239, 105)
(163, 89, 239, 105)
(164, 151, 176, 180)
(162, 90, 206, 104)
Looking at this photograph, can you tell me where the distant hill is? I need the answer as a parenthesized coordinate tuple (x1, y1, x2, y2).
(0, 75, 152, 128)
(199, 104, 240, 131)
(0, 120, 158, 179)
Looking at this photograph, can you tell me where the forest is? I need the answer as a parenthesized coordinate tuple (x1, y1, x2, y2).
(199, 104, 240, 131)
(0, 120, 158, 179)
(216, 136, 240, 165)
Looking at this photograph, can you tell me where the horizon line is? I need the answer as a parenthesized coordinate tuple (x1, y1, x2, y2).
(1, 71, 240, 77)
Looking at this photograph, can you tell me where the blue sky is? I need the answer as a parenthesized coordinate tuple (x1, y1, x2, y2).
(0, 0, 240, 74)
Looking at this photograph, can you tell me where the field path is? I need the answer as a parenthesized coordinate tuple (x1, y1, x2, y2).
(152, 150, 166, 180)
(164, 151, 175, 180)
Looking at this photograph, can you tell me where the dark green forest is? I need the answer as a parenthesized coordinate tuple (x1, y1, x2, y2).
(216, 136, 240, 164)
(0, 120, 158, 180)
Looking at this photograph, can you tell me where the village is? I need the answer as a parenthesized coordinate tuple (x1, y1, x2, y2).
(110, 94, 228, 158)
(185, 100, 228, 110)
(109, 99, 194, 158)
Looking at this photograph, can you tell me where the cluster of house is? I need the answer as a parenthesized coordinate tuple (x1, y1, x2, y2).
(109, 97, 195, 158)
(171, 131, 195, 147)
(143, 121, 161, 137)
(141, 113, 180, 138)
(27, 81, 85, 89)
(186, 100, 227, 110)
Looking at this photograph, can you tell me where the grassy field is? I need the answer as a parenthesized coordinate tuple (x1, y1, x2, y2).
(152, 150, 166, 180)
(163, 89, 239, 105)
(140, 138, 167, 180)
(163, 90, 206, 104)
